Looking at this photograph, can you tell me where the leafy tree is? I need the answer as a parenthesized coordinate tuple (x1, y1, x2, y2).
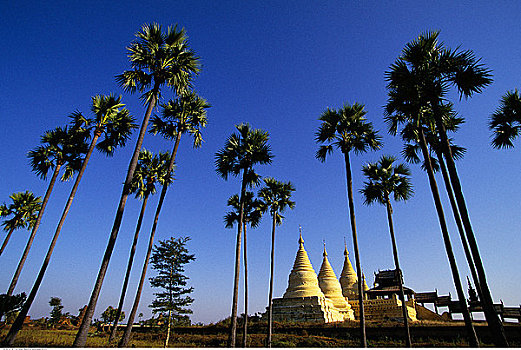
(148, 237, 195, 348)
(118, 92, 208, 347)
(361, 155, 413, 346)
(102, 306, 125, 324)
(49, 297, 63, 326)
(75, 23, 200, 347)
(0, 191, 42, 256)
(257, 178, 295, 348)
(4, 96, 135, 346)
(490, 89, 521, 149)
(224, 191, 263, 347)
(0, 293, 26, 323)
(315, 102, 381, 347)
(215, 123, 273, 347)
(6, 125, 88, 297)
(108, 150, 172, 344)
(385, 30, 504, 346)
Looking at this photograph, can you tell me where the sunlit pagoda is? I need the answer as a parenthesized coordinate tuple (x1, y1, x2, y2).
(269, 229, 417, 323)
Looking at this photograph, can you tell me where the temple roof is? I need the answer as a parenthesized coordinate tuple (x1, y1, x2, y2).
(283, 231, 325, 299)
(318, 244, 348, 309)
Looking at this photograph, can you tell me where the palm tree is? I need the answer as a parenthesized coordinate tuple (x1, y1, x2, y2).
(0, 191, 42, 256)
(6, 125, 88, 297)
(401, 114, 483, 303)
(490, 89, 521, 149)
(74, 23, 200, 347)
(224, 191, 264, 347)
(386, 58, 479, 347)
(215, 123, 273, 347)
(360, 155, 413, 347)
(315, 103, 381, 347)
(108, 149, 172, 344)
(387, 30, 506, 346)
(4, 95, 135, 346)
(118, 92, 208, 348)
(257, 178, 295, 348)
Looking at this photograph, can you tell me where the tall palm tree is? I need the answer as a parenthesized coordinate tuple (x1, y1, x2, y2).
(108, 149, 172, 344)
(118, 92, 208, 348)
(401, 115, 483, 302)
(315, 103, 381, 347)
(74, 23, 200, 347)
(361, 155, 413, 347)
(224, 191, 264, 348)
(0, 191, 42, 256)
(257, 178, 295, 348)
(386, 61, 479, 347)
(387, 30, 506, 346)
(6, 125, 88, 297)
(490, 89, 521, 149)
(215, 123, 273, 347)
(4, 95, 135, 346)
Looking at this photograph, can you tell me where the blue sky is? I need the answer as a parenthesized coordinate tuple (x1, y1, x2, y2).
(1, 1, 520, 324)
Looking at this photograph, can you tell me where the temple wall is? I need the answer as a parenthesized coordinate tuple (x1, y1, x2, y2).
(271, 296, 353, 323)
(349, 297, 417, 321)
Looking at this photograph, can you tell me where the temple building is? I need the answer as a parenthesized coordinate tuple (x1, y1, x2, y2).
(270, 233, 417, 323)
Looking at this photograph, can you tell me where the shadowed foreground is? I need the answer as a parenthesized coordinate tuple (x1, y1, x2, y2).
(2, 320, 521, 347)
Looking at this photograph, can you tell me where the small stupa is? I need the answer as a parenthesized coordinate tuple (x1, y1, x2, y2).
(318, 243, 349, 310)
(339, 242, 358, 298)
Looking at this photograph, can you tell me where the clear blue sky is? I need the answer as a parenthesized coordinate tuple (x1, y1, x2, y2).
(1, 1, 520, 324)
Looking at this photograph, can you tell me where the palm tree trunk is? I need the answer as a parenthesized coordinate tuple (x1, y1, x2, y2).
(384, 196, 411, 347)
(228, 172, 247, 348)
(434, 112, 508, 347)
(0, 228, 15, 256)
(417, 128, 479, 347)
(242, 222, 248, 348)
(435, 149, 482, 300)
(73, 83, 160, 347)
(3, 131, 101, 346)
(118, 131, 182, 347)
(165, 310, 172, 348)
(108, 193, 150, 344)
(343, 151, 366, 347)
(7, 164, 62, 296)
(266, 212, 276, 348)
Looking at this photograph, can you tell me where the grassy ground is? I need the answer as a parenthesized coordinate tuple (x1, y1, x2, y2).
(1, 321, 519, 347)
(0, 328, 487, 347)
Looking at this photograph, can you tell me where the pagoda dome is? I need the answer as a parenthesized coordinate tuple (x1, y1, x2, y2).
(318, 244, 349, 309)
(283, 234, 325, 299)
(339, 244, 358, 298)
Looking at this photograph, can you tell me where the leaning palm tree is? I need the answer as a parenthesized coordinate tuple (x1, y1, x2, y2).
(6, 125, 88, 297)
(387, 30, 505, 346)
(224, 191, 264, 348)
(315, 103, 381, 347)
(215, 123, 273, 347)
(490, 89, 521, 149)
(361, 155, 413, 347)
(386, 64, 479, 347)
(118, 92, 208, 348)
(401, 114, 483, 302)
(75, 23, 200, 347)
(4, 95, 136, 346)
(108, 149, 172, 344)
(0, 191, 42, 256)
(257, 178, 295, 348)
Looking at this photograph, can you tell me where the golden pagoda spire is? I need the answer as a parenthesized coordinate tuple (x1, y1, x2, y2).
(318, 243, 348, 309)
(339, 241, 358, 298)
(283, 227, 324, 299)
